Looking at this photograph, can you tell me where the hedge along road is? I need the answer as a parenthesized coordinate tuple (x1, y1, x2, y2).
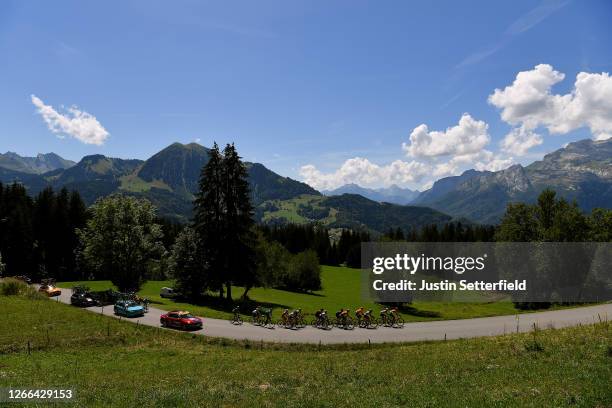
(52, 289, 611, 344)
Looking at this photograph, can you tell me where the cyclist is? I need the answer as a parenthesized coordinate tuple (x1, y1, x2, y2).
(355, 306, 365, 322)
(389, 307, 400, 325)
(142, 297, 150, 313)
(260, 307, 272, 326)
(335, 308, 344, 320)
(379, 307, 390, 325)
(290, 308, 302, 326)
(231, 306, 241, 323)
(252, 307, 261, 322)
(314, 308, 326, 326)
(340, 308, 350, 325)
(280, 308, 290, 326)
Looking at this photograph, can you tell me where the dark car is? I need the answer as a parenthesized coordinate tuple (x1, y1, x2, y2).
(70, 292, 98, 307)
(160, 311, 203, 330)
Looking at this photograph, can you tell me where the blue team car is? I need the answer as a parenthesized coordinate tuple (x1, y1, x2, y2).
(113, 300, 145, 318)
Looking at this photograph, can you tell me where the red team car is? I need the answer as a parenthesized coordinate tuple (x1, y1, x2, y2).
(160, 311, 203, 330)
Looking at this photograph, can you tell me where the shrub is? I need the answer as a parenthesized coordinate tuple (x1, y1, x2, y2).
(283, 250, 322, 292)
(0, 278, 44, 299)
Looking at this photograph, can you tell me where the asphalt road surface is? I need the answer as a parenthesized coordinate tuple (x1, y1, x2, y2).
(47, 288, 612, 344)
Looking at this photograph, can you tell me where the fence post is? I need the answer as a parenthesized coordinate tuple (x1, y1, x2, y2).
(516, 315, 519, 334)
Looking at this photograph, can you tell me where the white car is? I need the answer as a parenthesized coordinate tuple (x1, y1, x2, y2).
(160, 287, 177, 298)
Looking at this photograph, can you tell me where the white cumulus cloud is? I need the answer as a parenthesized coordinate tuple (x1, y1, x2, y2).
(432, 150, 515, 178)
(301, 113, 518, 190)
(31, 95, 109, 145)
(402, 113, 490, 158)
(500, 127, 543, 156)
(299, 158, 430, 191)
(474, 155, 515, 172)
(489, 64, 612, 153)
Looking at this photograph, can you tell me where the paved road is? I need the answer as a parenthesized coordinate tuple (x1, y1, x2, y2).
(52, 289, 611, 344)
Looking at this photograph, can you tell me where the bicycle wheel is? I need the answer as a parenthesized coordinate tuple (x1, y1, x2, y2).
(345, 317, 354, 330)
(370, 317, 379, 329)
(395, 317, 405, 328)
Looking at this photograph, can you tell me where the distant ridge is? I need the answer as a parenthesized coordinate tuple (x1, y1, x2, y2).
(323, 183, 419, 205)
(413, 138, 612, 223)
(0, 152, 75, 174)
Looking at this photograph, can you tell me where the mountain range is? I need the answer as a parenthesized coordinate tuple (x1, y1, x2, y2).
(322, 183, 419, 205)
(0, 152, 75, 174)
(413, 139, 612, 223)
(0, 143, 450, 233)
(1, 138, 610, 229)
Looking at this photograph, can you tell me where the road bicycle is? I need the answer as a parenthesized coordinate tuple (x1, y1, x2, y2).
(251, 312, 273, 327)
(311, 314, 332, 330)
(333, 315, 355, 330)
(388, 314, 404, 328)
(230, 311, 243, 325)
(359, 313, 379, 329)
(277, 314, 295, 329)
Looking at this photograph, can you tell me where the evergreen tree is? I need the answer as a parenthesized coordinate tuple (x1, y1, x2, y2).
(495, 203, 539, 242)
(588, 208, 612, 241)
(67, 190, 88, 279)
(394, 227, 405, 241)
(192, 142, 257, 300)
(537, 188, 557, 231)
(170, 227, 203, 301)
(193, 142, 225, 297)
(221, 143, 256, 299)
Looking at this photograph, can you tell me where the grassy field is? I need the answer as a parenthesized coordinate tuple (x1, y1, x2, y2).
(1, 292, 610, 407)
(260, 194, 335, 225)
(59, 265, 550, 322)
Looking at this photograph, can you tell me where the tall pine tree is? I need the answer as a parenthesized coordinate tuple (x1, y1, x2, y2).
(192, 143, 256, 300)
(193, 142, 225, 297)
(221, 143, 256, 299)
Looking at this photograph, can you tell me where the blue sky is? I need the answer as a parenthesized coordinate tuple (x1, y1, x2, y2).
(1, 0, 611, 190)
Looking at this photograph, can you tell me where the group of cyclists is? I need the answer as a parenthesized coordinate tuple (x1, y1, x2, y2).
(230, 305, 404, 330)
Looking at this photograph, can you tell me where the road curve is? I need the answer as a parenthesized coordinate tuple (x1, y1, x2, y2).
(52, 289, 611, 344)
